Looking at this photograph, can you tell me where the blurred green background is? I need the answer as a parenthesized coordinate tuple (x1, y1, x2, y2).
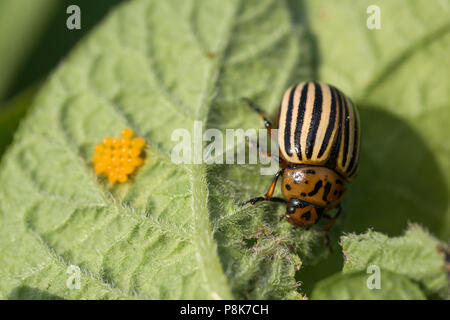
(0, 0, 125, 156)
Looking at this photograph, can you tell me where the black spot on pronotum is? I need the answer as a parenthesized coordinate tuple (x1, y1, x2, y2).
(308, 180, 323, 196)
(322, 182, 332, 202)
(305, 180, 308, 184)
(302, 169, 316, 174)
(301, 192, 307, 197)
(285, 184, 291, 190)
(301, 211, 311, 221)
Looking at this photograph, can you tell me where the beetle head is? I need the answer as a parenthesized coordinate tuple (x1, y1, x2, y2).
(284, 198, 322, 227)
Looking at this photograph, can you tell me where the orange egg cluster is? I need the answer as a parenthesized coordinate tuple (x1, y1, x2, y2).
(92, 128, 145, 184)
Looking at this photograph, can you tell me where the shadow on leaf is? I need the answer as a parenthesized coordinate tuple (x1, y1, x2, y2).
(344, 105, 448, 237)
(9, 286, 65, 300)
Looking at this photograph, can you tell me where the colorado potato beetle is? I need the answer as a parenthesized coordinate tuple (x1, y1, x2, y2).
(243, 81, 360, 239)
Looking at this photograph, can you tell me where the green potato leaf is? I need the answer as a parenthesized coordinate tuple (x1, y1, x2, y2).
(311, 225, 449, 300)
(0, 0, 320, 299)
(310, 270, 426, 300)
(1, 0, 449, 300)
(341, 225, 449, 298)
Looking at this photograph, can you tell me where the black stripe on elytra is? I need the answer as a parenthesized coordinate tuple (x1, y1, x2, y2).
(322, 182, 332, 202)
(342, 96, 351, 167)
(318, 85, 337, 158)
(349, 162, 359, 178)
(327, 86, 343, 165)
(284, 86, 297, 156)
(346, 103, 359, 174)
(294, 83, 309, 160)
(305, 83, 323, 159)
(308, 180, 323, 196)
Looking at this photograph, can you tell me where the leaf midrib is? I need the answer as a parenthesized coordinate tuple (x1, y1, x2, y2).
(180, 0, 239, 299)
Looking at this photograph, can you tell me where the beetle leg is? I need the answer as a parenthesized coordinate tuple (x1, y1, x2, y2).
(242, 196, 286, 206)
(242, 98, 282, 164)
(322, 205, 342, 248)
(242, 196, 287, 206)
(323, 206, 342, 231)
(241, 169, 285, 206)
(242, 97, 274, 133)
(264, 168, 283, 199)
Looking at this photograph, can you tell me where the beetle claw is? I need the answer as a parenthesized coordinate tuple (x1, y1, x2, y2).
(241, 197, 264, 206)
(323, 231, 333, 252)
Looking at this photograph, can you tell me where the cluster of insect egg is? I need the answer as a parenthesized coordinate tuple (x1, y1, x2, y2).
(92, 128, 145, 184)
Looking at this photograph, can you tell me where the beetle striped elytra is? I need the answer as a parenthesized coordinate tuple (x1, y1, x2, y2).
(243, 82, 360, 241)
